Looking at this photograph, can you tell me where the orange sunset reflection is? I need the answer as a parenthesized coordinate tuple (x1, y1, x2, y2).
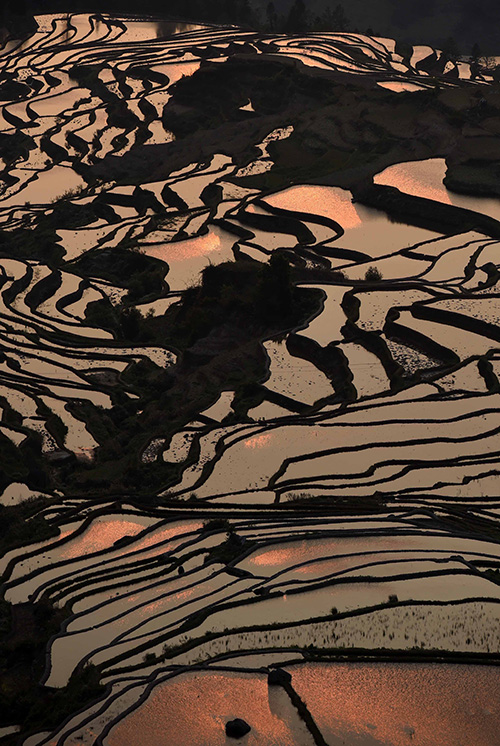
(106, 671, 309, 746)
(249, 543, 310, 567)
(96, 663, 499, 746)
(130, 521, 203, 554)
(244, 432, 273, 449)
(374, 158, 452, 205)
(59, 518, 146, 559)
(265, 185, 362, 229)
(291, 662, 500, 746)
(143, 230, 222, 263)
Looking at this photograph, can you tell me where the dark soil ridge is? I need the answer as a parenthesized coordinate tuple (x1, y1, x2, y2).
(352, 183, 500, 239)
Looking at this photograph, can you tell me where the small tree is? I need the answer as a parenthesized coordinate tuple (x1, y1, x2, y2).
(119, 306, 142, 340)
(320, 3, 350, 32)
(442, 36, 460, 63)
(266, 1, 278, 32)
(364, 266, 382, 282)
(471, 42, 482, 61)
(285, 0, 308, 33)
(258, 252, 293, 318)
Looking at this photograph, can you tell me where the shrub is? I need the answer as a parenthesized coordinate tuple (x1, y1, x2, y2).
(204, 518, 230, 532)
(51, 185, 85, 203)
(331, 269, 346, 281)
(365, 266, 383, 281)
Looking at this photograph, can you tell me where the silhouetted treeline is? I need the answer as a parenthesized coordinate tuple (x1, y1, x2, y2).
(264, 0, 500, 52)
(2, 0, 259, 28)
(265, 1, 350, 32)
(1, 0, 499, 53)
(2, 0, 351, 33)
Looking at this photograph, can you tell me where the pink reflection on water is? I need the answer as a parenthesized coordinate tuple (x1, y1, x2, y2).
(294, 558, 340, 575)
(244, 433, 273, 449)
(126, 585, 195, 615)
(103, 663, 499, 746)
(106, 671, 303, 746)
(137, 597, 164, 616)
(292, 662, 500, 746)
(128, 521, 203, 555)
(265, 185, 362, 229)
(143, 231, 222, 264)
(378, 81, 426, 93)
(58, 518, 146, 559)
(57, 527, 76, 542)
(250, 543, 309, 567)
(245, 540, 349, 573)
(374, 158, 452, 205)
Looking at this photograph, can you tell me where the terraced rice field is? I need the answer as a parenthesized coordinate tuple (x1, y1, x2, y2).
(0, 12, 499, 746)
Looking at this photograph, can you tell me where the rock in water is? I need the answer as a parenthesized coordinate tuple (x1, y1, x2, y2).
(225, 718, 251, 738)
(268, 668, 292, 686)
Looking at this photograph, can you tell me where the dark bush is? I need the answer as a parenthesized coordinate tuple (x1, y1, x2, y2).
(364, 266, 383, 281)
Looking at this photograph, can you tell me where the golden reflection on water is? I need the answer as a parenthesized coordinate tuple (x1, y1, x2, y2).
(265, 185, 362, 229)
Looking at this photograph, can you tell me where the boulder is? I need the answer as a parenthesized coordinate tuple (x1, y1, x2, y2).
(225, 718, 251, 738)
(268, 668, 292, 686)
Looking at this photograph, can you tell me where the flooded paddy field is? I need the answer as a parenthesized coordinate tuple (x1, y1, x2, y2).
(0, 10, 499, 746)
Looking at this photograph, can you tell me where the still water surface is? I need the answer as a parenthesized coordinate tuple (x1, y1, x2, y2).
(105, 663, 499, 746)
